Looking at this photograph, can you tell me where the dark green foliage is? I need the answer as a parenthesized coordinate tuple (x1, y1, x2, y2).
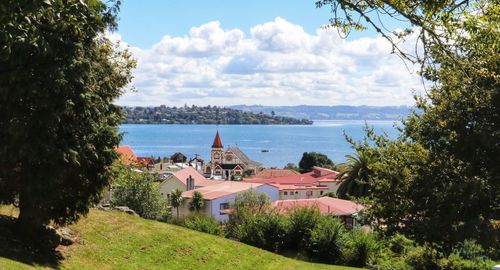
(233, 211, 288, 252)
(188, 191, 204, 213)
(287, 207, 322, 250)
(111, 165, 168, 221)
(283, 163, 299, 171)
(170, 189, 183, 219)
(0, 0, 135, 233)
(298, 152, 335, 173)
(180, 215, 224, 236)
(226, 189, 272, 238)
(336, 151, 374, 199)
(305, 216, 346, 264)
(122, 105, 312, 125)
(342, 229, 380, 267)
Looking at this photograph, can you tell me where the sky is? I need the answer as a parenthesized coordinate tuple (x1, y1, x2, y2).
(113, 0, 422, 107)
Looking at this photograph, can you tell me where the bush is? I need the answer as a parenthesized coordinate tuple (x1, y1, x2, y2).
(111, 165, 168, 221)
(405, 244, 441, 270)
(343, 229, 380, 267)
(287, 207, 322, 250)
(388, 233, 415, 255)
(305, 216, 346, 264)
(233, 211, 288, 252)
(181, 215, 224, 236)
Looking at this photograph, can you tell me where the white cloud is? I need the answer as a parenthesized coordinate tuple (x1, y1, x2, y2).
(113, 17, 423, 106)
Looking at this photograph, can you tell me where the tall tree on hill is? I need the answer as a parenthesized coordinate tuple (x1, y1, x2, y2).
(0, 0, 135, 236)
(298, 152, 335, 173)
(318, 0, 499, 250)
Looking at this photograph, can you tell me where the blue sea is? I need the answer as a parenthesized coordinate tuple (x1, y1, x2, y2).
(120, 120, 401, 168)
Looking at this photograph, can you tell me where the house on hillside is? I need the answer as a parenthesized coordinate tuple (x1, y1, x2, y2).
(273, 197, 365, 228)
(159, 167, 220, 200)
(116, 145, 138, 166)
(179, 182, 279, 221)
(137, 157, 155, 170)
(244, 166, 342, 199)
(204, 131, 262, 180)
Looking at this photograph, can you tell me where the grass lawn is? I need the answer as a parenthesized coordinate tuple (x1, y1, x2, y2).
(0, 206, 359, 270)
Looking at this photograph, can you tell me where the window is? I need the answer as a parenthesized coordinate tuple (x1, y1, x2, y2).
(295, 191, 299, 194)
(220, 203, 230, 215)
(284, 191, 288, 195)
(320, 191, 324, 195)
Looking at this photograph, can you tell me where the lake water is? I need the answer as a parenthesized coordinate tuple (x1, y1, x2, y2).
(120, 120, 401, 168)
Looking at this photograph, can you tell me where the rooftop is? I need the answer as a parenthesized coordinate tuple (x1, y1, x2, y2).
(116, 145, 137, 165)
(243, 166, 340, 185)
(182, 181, 264, 200)
(273, 197, 364, 216)
(254, 169, 300, 179)
(171, 167, 220, 187)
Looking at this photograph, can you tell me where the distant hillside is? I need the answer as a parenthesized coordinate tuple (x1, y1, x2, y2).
(230, 105, 413, 120)
(122, 105, 313, 125)
(0, 207, 356, 270)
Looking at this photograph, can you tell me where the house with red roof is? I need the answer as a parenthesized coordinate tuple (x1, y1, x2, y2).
(159, 166, 221, 200)
(273, 197, 365, 228)
(116, 145, 138, 166)
(244, 166, 342, 199)
(178, 181, 279, 221)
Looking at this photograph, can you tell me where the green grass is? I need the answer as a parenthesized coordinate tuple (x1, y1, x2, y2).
(0, 207, 359, 270)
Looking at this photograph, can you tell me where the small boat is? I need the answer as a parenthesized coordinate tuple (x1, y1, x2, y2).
(261, 149, 269, 152)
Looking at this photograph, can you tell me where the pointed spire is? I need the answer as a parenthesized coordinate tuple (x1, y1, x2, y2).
(212, 131, 223, 148)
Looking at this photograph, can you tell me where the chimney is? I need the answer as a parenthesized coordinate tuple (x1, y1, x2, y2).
(186, 175, 195, 190)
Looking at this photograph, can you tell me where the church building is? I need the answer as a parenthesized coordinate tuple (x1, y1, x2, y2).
(204, 131, 262, 180)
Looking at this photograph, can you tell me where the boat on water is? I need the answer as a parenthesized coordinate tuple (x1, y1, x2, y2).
(261, 149, 269, 152)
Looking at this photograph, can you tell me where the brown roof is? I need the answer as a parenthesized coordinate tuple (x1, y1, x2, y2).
(212, 131, 223, 148)
(182, 181, 264, 200)
(274, 197, 364, 216)
(274, 184, 329, 191)
(255, 169, 300, 179)
(116, 145, 137, 165)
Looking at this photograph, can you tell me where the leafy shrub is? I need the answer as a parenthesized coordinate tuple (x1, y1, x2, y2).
(451, 239, 485, 261)
(181, 215, 224, 236)
(111, 165, 168, 221)
(233, 211, 288, 252)
(405, 244, 441, 270)
(343, 228, 380, 267)
(287, 207, 322, 250)
(388, 233, 415, 255)
(305, 216, 346, 264)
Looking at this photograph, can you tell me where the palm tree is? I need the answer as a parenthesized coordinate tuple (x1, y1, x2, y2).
(170, 189, 183, 219)
(337, 151, 373, 199)
(189, 191, 204, 213)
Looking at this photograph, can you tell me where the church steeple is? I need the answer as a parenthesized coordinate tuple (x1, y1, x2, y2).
(212, 131, 223, 148)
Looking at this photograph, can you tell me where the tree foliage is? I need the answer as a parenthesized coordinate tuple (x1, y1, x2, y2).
(319, 0, 499, 252)
(298, 152, 335, 173)
(170, 189, 184, 219)
(111, 165, 168, 221)
(336, 150, 374, 199)
(189, 191, 205, 213)
(0, 0, 135, 233)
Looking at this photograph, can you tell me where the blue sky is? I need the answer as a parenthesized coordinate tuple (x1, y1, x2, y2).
(113, 1, 420, 107)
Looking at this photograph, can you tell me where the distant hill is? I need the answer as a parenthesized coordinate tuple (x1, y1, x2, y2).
(230, 105, 413, 120)
(0, 207, 355, 270)
(122, 105, 313, 125)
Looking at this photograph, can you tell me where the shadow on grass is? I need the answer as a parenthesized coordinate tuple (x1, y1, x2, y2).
(0, 214, 62, 269)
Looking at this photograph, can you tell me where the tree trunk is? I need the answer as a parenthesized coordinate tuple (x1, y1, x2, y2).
(176, 207, 179, 219)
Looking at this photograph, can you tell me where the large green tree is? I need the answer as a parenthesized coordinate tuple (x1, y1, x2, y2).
(318, 0, 499, 251)
(0, 0, 135, 234)
(298, 152, 335, 173)
(336, 151, 374, 199)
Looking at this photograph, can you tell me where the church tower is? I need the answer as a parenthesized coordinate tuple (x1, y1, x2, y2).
(211, 131, 224, 164)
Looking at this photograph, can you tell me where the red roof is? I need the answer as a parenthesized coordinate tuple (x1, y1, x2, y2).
(116, 145, 137, 165)
(243, 166, 340, 185)
(273, 197, 364, 216)
(273, 184, 329, 191)
(254, 169, 300, 179)
(212, 131, 223, 148)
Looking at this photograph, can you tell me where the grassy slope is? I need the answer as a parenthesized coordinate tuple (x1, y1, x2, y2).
(0, 209, 358, 270)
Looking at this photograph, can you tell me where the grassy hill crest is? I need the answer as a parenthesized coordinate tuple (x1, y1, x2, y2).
(0, 207, 357, 270)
